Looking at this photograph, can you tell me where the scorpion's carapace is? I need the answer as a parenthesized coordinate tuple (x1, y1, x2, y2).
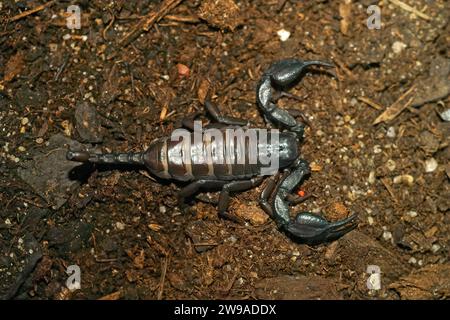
(67, 58, 358, 245)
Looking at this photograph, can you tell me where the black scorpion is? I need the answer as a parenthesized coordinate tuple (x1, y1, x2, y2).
(67, 58, 358, 245)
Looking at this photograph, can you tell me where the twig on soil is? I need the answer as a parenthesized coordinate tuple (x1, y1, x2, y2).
(277, 0, 289, 12)
(102, 13, 116, 41)
(387, 0, 432, 21)
(331, 55, 356, 80)
(381, 178, 398, 204)
(372, 85, 416, 125)
(157, 254, 170, 300)
(192, 242, 219, 247)
(9, 0, 55, 22)
(119, 0, 184, 47)
(98, 291, 122, 300)
(358, 96, 384, 110)
(54, 55, 70, 82)
(164, 14, 200, 24)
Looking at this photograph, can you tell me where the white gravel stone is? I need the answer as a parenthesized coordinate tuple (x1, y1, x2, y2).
(373, 145, 382, 154)
(382, 230, 392, 241)
(424, 158, 438, 173)
(392, 41, 407, 54)
(386, 126, 396, 138)
(368, 171, 376, 184)
(393, 174, 414, 186)
(386, 159, 396, 171)
(406, 211, 418, 218)
(438, 108, 450, 121)
(431, 244, 441, 253)
(115, 222, 125, 230)
(277, 29, 291, 41)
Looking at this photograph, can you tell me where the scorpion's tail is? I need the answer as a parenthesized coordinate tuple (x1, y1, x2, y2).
(66, 150, 145, 166)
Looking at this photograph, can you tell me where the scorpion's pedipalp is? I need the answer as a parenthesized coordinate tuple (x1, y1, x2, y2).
(271, 158, 357, 244)
(267, 59, 334, 88)
(285, 212, 358, 245)
(205, 100, 249, 126)
(256, 59, 335, 138)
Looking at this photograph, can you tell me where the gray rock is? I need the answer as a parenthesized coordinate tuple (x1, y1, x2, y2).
(17, 134, 86, 209)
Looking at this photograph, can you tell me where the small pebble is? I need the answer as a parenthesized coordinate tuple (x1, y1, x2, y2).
(386, 126, 396, 138)
(292, 250, 300, 257)
(277, 29, 291, 41)
(386, 159, 396, 171)
(438, 108, 450, 122)
(406, 211, 418, 218)
(21, 117, 29, 125)
(18, 146, 26, 152)
(392, 41, 407, 54)
(227, 235, 237, 244)
(424, 158, 438, 173)
(159, 206, 167, 214)
(393, 174, 414, 186)
(431, 244, 441, 253)
(373, 145, 382, 154)
(36, 138, 44, 144)
(115, 222, 125, 230)
(176, 63, 190, 78)
(382, 230, 392, 241)
(368, 171, 376, 184)
(408, 257, 417, 264)
(367, 216, 374, 225)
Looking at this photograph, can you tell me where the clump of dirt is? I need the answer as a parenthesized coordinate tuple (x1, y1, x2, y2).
(0, 0, 449, 300)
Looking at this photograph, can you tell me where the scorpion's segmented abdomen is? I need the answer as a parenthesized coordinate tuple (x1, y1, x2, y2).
(143, 129, 294, 182)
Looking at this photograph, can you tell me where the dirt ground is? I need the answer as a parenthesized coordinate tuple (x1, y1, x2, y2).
(0, 0, 449, 300)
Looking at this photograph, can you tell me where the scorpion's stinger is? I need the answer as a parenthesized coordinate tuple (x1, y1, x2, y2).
(66, 150, 145, 166)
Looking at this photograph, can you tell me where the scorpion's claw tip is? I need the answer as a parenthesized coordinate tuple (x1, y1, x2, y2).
(284, 212, 358, 245)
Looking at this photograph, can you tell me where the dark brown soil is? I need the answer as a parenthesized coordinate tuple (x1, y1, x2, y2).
(1, 0, 449, 300)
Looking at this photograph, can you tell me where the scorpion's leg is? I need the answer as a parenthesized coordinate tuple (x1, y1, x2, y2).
(182, 111, 203, 131)
(285, 193, 312, 205)
(272, 159, 357, 245)
(259, 176, 277, 216)
(218, 177, 264, 222)
(178, 180, 227, 213)
(259, 171, 310, 216)
(205, 101, 249, 126)
(257, 59, 334, 136)
(271, 91, 307, 104)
